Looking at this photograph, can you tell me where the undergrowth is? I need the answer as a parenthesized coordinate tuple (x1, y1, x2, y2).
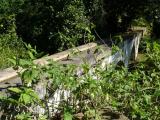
(0, 39, 160, 120)
(0, 15, 28, 69)
(0, 34, 27, 69)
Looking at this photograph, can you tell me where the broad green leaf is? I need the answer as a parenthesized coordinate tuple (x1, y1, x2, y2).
(8, 87, 22, 93)
(21, 70, 32, 85)
(19, 93, 32, 104)
(19, 59, 32, 67)
(64, 112, 73, 120)
(25, 89, 39, 100)
(8, 98, 19, 104)
(27, 51, 35, 59)
(144, 95, 151, 104)
(7, 58, 16, 65)
(31, 69, 39, 78)
(154, 89, 160, 96)
(16, 113, 32, 120)
(27, 44, 32, 49)
(39, 115, 47, 120)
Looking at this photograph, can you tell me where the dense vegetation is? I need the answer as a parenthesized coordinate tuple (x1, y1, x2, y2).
(1, 38, 160, 120)
(0, 0, 160, 119)
(0, 0, 160, 54)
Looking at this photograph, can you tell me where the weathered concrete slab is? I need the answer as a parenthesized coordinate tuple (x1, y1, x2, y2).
(0, 43, 111, 94)
(0, 68, 20, 83)
(34, 42, 97, 65)
(59, 44, 111, 65)
(0, 43, 111, 99)
(131, 26, 147, 36)
(0, 76, 21, 97)
(0, 42, 97, 83)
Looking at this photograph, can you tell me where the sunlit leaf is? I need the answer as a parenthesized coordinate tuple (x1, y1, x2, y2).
(8, 87, 22, 93)
(64, 112, 73, 120)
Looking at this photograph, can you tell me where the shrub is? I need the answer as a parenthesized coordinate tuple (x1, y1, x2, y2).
(16, 0, 95, 53)
(0, 15, 27, 69)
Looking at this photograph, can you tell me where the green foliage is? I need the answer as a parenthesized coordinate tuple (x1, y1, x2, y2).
(0, 34, 26, 69)
(8, 87, 40, 105)
(0, 0, 28, 69)
(132, 17, 150, 27)
(1, 0, 160, 119)
(56, 0, 95, 51)
(113, 35, 123, 45)
(146, 40, 160, 70)
(94, 0, 160, 37)
(1, 39, 160, 119)
(64, 107, 73, 120)
(0, 0, 96, 69)
(0, 15, 27, 69)
(16, 113, 32, 120)
(1, 86, 41, 119)
(1, 58, 105, 119)
(96, 0, 148, 35)
(16, 0, 95, 53)
(0, 0, 24, 16)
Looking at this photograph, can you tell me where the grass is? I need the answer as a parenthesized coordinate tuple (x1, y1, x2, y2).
(0, 34, 27, 69)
